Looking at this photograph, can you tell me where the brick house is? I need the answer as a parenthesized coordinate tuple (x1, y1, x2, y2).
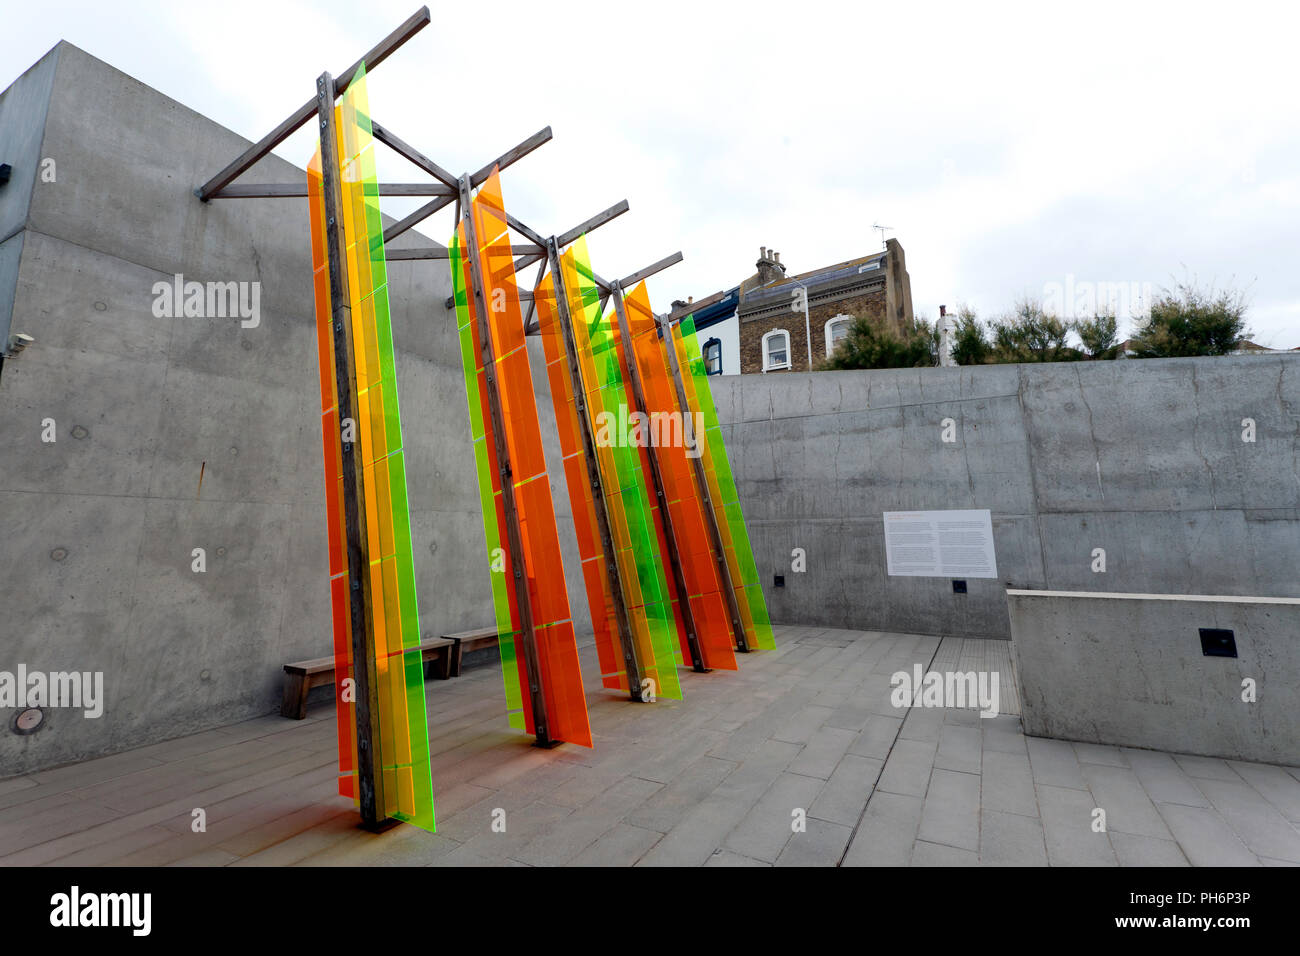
(671, 240, 914, 375)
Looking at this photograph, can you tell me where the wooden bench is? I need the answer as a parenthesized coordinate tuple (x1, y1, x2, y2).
(442, 627, 499, 677)
(280, 637, 456, 719)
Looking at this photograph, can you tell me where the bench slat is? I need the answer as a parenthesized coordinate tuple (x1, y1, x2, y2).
(442, 628, 498, 641)
(284, 657, 334, 675)
(286, 637, 454, 673)
(282, 637, 457, 718)
(441, 627, 500, 678)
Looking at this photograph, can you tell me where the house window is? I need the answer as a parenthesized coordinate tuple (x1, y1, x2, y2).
(762, 329, 791, 371)
(825, 315, 853, 357)
(703, 337, 723, 375)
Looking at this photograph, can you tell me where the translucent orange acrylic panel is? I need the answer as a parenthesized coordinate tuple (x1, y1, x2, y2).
(536, 272, 627, 690)
(624, 283, 737, 670)
(309, 66, 435, 828)
(462, 170, 592, 747)
(452, 222, 529, 728)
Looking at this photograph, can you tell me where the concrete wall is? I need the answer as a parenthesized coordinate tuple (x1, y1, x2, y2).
(0, 43, 588, 775)
(1007, 589, 1300, 765)
(710, 354, 1300, 638)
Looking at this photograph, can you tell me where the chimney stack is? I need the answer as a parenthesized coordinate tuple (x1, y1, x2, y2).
(756, 246, 787, 285)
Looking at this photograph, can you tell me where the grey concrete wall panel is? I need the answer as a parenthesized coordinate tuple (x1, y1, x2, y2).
(710, 354, 1300, 639)
(1008, 590, 1300, 765)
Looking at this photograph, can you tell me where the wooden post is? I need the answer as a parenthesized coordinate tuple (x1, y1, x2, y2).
(459, 175, 553, 745)
(609, 283, 707, 672)
(658, 314, 751, 653)
(547, 239, 648, 699)
(316, 71, 390, 828)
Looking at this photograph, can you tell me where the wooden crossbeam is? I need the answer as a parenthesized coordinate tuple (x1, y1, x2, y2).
(470, 128, 552, 188)
(209, 182, 453, 199)
(377, 128, 556, 244)
(388, 244, 542, 261)
(196, 7, 431, 200)
(371, 121, 459, 189)
(618, 252, 684, 290)
(505, 212, 549, 250)
(522, 253, 683, 335)
(381, 195, 456, 244)
(555, 200, 629, 248)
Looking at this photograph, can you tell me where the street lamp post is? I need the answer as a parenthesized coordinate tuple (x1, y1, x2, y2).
(790, 277, 813, 370)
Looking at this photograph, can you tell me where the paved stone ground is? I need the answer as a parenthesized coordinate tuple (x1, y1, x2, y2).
(1, 625, 1298, 866)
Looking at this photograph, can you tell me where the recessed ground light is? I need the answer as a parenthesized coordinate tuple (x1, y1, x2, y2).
(952, 579, 967, 594)
(71, 425, 89, 439)
(12, 707, 44, 735)
(1199, 627, 1237, 658)
(50, 547, 68, 562)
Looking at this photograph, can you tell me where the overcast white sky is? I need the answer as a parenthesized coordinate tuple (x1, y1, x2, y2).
(5, 0, 1298, 346)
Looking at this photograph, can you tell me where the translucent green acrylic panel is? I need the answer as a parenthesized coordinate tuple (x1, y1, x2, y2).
(677, 316, 775, 650)
(568, 241, 682, 699)
(450, 232, 526, 723)
(340, 62, 434, 829)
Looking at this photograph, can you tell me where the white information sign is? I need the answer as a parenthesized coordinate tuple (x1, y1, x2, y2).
(883, 509, 998, 578)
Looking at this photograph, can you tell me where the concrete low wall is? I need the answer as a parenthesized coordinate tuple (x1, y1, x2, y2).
(1006, 589, 1300, 765)
(710, 354, 1300, 638)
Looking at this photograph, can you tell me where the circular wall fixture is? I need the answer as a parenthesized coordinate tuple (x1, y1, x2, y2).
(12, 707, 45, 735)
(71, 425, 89, 439)
(50, 547, 69, 562)
(93, 301, 107, 312)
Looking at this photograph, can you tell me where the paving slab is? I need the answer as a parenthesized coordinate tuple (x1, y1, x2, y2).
(979, 809, 1047, 866)
(841, 791, 923, 867)
(3, 627, 1295, 868)
(917, 768, 981, 852)
(1036, 783, 1117, 866)
(1155, 803, 1259, 867)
